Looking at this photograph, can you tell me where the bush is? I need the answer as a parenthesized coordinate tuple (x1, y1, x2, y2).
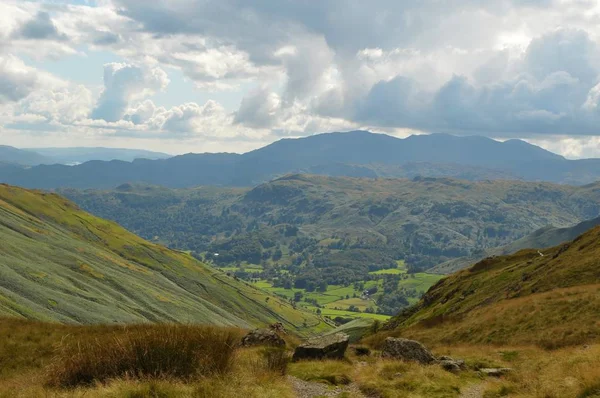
(46, 324, 241, 387)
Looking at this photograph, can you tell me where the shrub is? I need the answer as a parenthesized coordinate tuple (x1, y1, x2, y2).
(46, 324, 241, 387)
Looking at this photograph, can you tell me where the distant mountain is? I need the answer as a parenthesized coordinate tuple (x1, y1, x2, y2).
(430, 214, 600, 274)
(0, 145, 53, 166)
(2, 131, 600, 189)
(383, 225, 600, 348)
(0, 184, 327, 333)
(26, 147, 171, 164)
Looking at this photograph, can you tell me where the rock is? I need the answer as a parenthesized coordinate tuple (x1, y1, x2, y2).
(292, 333, 349, 361)
(440, 360, 462, 373)
(381, 337, 437, 364)
(479, 368, 513, 377)
(241, 328, 286, 347)
(438, 356, 466, 373)
(270, 322, 287, 334)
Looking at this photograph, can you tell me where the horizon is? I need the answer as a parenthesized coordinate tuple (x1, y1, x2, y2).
(3, 130, 597, 160)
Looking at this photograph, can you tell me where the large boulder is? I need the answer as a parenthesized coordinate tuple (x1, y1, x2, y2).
(381, 337, 437, 364)
(241, 328, 286, 347)
(292, 333, 349, 361)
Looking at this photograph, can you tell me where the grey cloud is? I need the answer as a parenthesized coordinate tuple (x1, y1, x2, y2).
(352, 29, 600, 136)
(14, 11, 68, 41)
(234, 87, 280, 128)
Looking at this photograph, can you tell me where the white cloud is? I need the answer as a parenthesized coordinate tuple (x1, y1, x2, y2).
(0, 55, 40, 103)
(91, 63, 169, 122)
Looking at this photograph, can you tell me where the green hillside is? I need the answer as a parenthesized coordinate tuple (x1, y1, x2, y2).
(430, 215, 600, 274)
(381, 226, 600, 348)
(0, 184, 330, 334)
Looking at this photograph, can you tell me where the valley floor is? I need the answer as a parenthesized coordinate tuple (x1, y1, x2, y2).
(0, 319, 598, 398)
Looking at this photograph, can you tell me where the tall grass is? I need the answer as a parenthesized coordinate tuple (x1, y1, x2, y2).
(46, 324, 242, 387)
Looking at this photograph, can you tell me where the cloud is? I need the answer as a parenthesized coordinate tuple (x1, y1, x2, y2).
(91, 63, 170, 122)
(0, 55, 39, 104)
(234, 87, 281, 129)
(14, 11, 68, 41)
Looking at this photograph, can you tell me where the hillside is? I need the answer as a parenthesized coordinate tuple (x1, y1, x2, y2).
(381, 226, 600, 348)
(430, 214, 600, 274)
(0, 184, 329, 334)
(3, 131, 600, 189)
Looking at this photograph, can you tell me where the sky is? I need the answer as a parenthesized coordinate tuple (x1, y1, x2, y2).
(1, 0, 600, 157)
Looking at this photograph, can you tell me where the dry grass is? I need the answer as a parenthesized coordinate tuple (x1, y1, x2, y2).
(288, 359, 354, 385)
(1, 319, 599, 397)
(46, 324, 242, 387)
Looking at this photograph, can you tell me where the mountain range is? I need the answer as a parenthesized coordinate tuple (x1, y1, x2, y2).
(0, 184, 327, 334)
(3, 131, 600, 189)
(0, 146, 170, 166)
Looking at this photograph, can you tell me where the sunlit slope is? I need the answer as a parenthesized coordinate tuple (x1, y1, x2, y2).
(384, 226, 600, 347)
(0, 184, 329, 334)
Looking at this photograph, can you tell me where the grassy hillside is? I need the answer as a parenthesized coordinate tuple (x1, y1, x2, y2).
(0, 184, 329, 334)
(380, 226, 600, 348)
(430, 215, 600, 274)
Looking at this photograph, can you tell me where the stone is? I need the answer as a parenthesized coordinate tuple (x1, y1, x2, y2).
(292, 333, 349, 361)
(440, 360, 462, 373)
(270, 322, 287, 334)
(479, 368, 513, 377)
(241, 328, 286, 347)
(381, 337, 437, 364)
(438, 356, 466, 373)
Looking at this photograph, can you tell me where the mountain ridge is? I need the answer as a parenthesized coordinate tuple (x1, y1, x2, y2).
(3, 131, 600, 189)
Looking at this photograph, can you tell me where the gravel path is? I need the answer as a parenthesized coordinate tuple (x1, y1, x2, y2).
(460, 383, 486, 398)
(287, 376, 366, 398)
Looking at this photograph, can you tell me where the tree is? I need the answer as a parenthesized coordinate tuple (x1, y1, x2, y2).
(318, 280, 328, 292)
(294, 291, 303, 302)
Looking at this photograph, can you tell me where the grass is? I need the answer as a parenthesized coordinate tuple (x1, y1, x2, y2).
(0, 320, 294, 398)
(385, 226, 600, 348)
(46, 324, 241, 387)
(2, 319, 600, 397)
(0, 185, 328, 335)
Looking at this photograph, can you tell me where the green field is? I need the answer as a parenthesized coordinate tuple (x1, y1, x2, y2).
(247, 265, 443, 323)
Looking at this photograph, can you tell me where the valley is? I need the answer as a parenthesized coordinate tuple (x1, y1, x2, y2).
(58, 175, 600, 321)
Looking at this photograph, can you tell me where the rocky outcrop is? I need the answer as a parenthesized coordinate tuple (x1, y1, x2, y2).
(241, 328, 286, 347)
(292, 333, 349, 361)
(381, 337, 437, 364)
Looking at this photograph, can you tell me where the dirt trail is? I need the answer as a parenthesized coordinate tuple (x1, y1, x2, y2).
(459, 382, 487, 398)
(287, 375, 365, 398)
